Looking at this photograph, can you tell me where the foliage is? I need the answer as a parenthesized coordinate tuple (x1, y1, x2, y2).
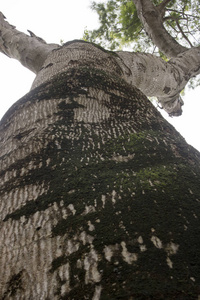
(83, 0, 200, 53)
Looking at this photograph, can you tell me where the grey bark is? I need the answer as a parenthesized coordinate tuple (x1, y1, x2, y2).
(1, 12, 200, 116)
(1, 10, 200, 299)
(132, 0, 188, 58)
(0, 12, 59, 73)
(117, 47, 200, 115)
(1, 41, 200, 299)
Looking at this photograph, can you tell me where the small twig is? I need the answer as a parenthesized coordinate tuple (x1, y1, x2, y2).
(176, 20, 193, 47)
(163, 16, 186, 22)
(166, 20, 179, 34)
(167, 8, 200, 19)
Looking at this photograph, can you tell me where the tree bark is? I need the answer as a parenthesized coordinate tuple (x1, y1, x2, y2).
(132, 0, 188, 58)
(1, 12, 200, 116)
(1, 41, 200, 299)
(0, 12, 59, 73)
(116, 47, 200, 116)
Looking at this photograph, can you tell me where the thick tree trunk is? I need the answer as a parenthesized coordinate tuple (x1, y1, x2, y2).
(1, 42, 200, 300)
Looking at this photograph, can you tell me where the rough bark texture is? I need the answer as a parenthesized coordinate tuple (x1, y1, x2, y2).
(1, 41, 200, 299)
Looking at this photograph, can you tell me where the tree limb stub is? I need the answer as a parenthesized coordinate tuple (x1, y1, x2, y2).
(132, 0, 188, 58)
(0, 12, 59, 73)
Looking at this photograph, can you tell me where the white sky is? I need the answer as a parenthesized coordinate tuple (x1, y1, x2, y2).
(0, 0, 200, 152)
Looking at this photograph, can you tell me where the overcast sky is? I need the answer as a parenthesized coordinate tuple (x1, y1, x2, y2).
(0, 0, 200, 152)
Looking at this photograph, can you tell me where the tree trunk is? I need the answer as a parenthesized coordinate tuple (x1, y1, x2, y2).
(1, 41, 200, 300)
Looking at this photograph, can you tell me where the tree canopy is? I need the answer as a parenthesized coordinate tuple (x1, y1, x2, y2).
(84, 0, 200, 54)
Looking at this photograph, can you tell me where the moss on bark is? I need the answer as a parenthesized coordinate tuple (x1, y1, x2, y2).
(1, 66, 200, 299)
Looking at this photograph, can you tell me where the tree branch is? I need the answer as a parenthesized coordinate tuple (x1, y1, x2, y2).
(132, 0, 188, 58)
(0, 12, 59, 73)
(116, 46, 200, 116)
(157, 0, 171, 16)
(176, 20, 193, 47)
(166, 8, 200, 20)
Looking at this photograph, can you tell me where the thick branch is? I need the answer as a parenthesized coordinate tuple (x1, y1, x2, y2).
(116, 46, 200, 116)
(157, 0, 171, 10)
(0, 12, 59, 73)
(157, 0, 171, 17)
(132, 0, 188, 58)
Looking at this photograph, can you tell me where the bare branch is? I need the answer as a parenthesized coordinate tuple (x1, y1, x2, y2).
(166, 8, 200, 20)
(176, 20, 193, 47)
(0, 12, 59, 73)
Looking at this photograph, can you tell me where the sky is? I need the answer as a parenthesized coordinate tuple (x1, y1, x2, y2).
(0, 0, 200, 152)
